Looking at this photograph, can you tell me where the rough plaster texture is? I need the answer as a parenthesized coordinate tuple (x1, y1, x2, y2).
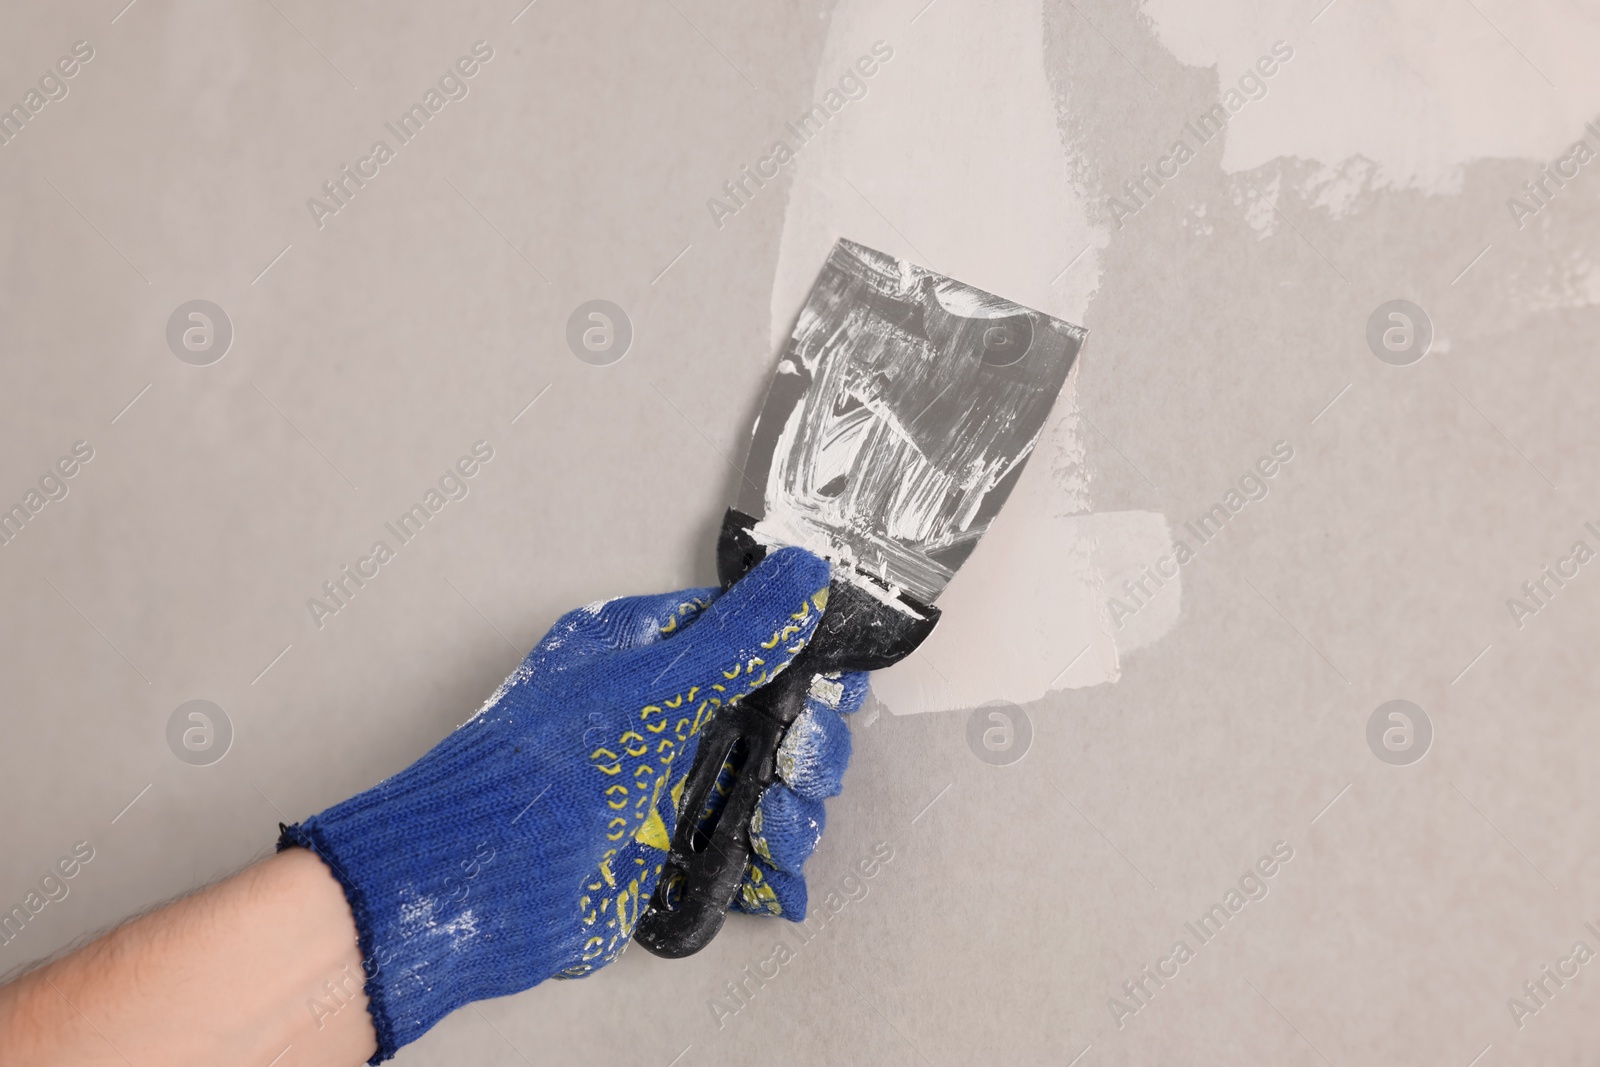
(3, 0, 1600, 1063)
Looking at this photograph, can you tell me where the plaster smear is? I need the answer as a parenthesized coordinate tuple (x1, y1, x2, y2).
(1141, 0, 1600, 317)
(1140, 0, 1600, 198)
(769, 0, 1175, 713)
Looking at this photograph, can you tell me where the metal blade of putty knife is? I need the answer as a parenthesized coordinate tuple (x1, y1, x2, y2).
(635, 238, 1086, 958)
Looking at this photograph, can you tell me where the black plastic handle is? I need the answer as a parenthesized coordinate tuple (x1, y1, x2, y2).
(630, 652, 812, 957)
(633, 509, 939, 959)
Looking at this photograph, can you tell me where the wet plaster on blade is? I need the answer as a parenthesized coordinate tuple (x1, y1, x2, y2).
(746, 239, 1084, 608)
(769, 0, 1177, 713)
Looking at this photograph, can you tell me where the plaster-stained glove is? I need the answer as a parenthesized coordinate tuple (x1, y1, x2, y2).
(732, 670, 869, 919)
(278, 548, 830, 1063)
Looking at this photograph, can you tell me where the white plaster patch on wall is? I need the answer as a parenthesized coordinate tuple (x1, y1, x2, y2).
(872, 376, 1181, 715)
(1136, 1, 1600, 317)
(1090, 511, 1184, 654)
(1519, 252, 1600, 314)
(1138, 0, 1600, 197)
(768, 0, 1103, 350)
(871, 507, 1176, 715)
(769, 0, 1181, 713)
(1298, 156, 1381, 219)
(1241, 170, 1281, 238)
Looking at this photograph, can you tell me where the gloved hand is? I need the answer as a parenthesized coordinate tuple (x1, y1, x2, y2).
(732, 670, 869, 919)
(279, 548, 831, 1063)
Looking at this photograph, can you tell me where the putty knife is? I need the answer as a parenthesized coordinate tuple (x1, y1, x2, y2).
(634, 239, 1085, 958)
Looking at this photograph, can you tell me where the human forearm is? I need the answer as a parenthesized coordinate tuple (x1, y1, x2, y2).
(0, 847, 375, 1067)
(0, 548, 838, 1064)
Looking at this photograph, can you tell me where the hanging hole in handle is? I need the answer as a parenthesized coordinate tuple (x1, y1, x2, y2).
(654, 867, 685, 913)
(688, 736, 750, 854)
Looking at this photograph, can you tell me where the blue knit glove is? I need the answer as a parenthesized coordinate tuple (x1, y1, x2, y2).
(732, 670, 868, 919)
(279, 548, 830, 1063)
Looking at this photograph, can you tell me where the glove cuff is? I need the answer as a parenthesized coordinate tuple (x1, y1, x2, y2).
(275, 731, 599, 1064)
(277, 821, 400, 1065)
